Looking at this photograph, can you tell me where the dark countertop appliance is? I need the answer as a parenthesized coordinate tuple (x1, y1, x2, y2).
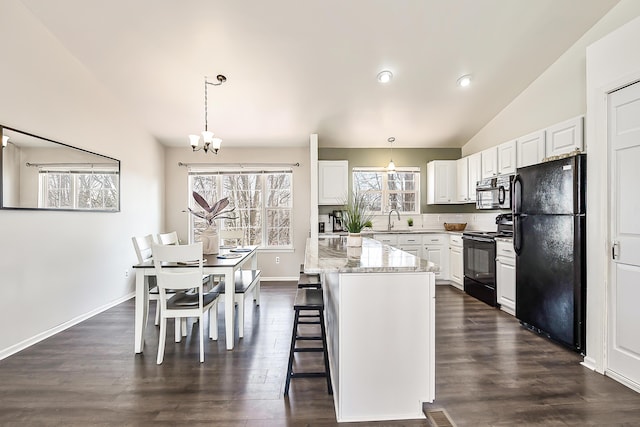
(513, 154, 586, 354)
(462, 214, 513, 307)
(329, 210, 344, 232)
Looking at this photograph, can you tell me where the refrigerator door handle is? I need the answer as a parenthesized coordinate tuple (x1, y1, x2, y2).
(513, 213, 526, 255)
(512, 174, 522, 214)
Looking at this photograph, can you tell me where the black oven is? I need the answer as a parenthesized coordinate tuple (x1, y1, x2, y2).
(462, 214, 513, 307)
(463, 234, 497, 307)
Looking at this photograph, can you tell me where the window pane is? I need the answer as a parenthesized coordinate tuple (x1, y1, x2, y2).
(190, 171, 292, 248)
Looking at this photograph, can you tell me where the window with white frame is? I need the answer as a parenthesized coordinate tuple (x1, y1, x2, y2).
(352, 167, 420, 214)
(38, 167, 119, 210)
(188, 168, 293, 249)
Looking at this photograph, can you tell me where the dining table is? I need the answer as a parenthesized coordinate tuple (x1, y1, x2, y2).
(132, 245, 259, 353)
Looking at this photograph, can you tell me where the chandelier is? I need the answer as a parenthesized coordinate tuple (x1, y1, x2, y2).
(189, 74, 227, 154)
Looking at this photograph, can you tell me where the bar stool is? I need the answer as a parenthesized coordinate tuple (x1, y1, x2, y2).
(298, 272, 321, 289)
(298, 263, 321, 289)
(284, 288, 332, 396)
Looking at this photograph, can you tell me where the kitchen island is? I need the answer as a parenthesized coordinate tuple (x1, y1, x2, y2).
(304, 236, 437, 423)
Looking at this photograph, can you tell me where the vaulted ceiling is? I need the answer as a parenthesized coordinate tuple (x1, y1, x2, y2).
(21, 0, 619, 148)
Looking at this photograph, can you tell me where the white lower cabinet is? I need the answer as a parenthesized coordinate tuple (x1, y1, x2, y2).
(397, 234, 422, 258)
(496, 239, 516, 315)
(449, 234, 463, 290)
(373, 234, 398, 246)
(422, 234, 448, 282)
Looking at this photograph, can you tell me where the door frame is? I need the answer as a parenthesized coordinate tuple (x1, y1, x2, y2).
(585, 14, 640, 383)
(604, 80, 640, 393)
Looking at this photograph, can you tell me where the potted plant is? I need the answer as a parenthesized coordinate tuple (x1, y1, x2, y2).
(342, 190, 374, 247)
(188, 192, 235, 254)
(407, 218, 414, 227)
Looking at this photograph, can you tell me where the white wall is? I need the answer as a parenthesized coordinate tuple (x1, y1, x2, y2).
(0, 1, 164, 357)
(164, 146, 310, 279)
(585, 14, 640, 375)
(462, 0, 640, 156)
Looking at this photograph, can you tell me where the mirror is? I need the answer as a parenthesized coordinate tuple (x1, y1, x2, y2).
(1, 125, 120, 211)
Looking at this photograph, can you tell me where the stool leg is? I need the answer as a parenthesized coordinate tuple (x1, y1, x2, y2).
(284, 308, 300, 396)
(319, 308, 333, 395)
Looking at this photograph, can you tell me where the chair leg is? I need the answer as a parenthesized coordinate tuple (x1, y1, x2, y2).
(320, 309, 333, 395)
(175, 318, 182, 343)
(209, 304, 218, 341)
(154, 302, 160, 326)
(199, 314, 205, 363)
(284, 309, 300, 396)
(237, 295, 245, 339)
(157, 316, 167, 365)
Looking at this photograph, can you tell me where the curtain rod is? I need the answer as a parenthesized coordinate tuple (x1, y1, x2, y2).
(26, 162, 117, 168)
(178, 162, 300, 168)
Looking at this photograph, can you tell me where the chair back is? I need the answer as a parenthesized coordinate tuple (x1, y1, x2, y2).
(220, 229, 244, 247)
(157, 231, 179, 245)
(132, 234, 155, 263)
(151, 243, 204, 293)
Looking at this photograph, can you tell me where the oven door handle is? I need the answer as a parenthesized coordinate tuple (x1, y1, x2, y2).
(462, 236, 495, 243)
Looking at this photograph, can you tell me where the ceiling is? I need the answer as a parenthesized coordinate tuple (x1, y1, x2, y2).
(21, 0, 619, 149)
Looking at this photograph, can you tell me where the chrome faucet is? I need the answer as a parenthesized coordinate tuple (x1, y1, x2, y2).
(388, 209, 400, 231)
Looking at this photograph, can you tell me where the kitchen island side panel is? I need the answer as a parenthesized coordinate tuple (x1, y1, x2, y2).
(334, 272, 435, 423)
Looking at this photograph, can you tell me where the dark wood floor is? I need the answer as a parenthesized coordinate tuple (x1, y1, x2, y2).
(0, 283, 639, 426)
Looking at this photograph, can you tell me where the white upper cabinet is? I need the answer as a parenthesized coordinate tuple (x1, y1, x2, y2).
(427, 160, 456, 204)
(497, 139, 517, 175)
(481, 146, 498, 178)
(318, 160, 348, 205)
(456, 157, 469, 203)
(467, 152, 481, 202)
(545, 116, 584, 158)
(517, 130, 546, 168)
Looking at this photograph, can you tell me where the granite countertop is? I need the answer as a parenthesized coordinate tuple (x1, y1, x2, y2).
(304, 237, 439, 274)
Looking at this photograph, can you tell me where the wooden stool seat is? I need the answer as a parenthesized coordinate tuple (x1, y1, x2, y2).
(297, 272, 321, 289)
(284, 288, 332, 396)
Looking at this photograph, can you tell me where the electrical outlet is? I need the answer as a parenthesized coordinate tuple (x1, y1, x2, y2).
(124, 270, 129, 279)
(275, 256, 280, 264)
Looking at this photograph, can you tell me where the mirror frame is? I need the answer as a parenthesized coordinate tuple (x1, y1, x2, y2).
(0, 125, 121, 212)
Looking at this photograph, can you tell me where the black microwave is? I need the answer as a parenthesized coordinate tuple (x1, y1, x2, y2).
(476, 174, 513, 210)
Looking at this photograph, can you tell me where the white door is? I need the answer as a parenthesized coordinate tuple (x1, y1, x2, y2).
(608, 81, 640, 387)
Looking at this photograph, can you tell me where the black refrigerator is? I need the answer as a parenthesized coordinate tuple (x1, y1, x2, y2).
(512, 154, 586, 353)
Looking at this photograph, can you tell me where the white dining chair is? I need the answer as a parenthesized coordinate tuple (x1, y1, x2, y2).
(132, 234, 176, 326)
(152, 242, 221, 364)
(157, 231, 179, 245)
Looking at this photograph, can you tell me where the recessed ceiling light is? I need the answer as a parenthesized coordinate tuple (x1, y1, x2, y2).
(377, 70, 393, 84)
(457, 74, 472, 88)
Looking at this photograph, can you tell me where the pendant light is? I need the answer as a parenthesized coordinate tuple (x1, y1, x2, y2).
(387, 137, 396, 172)
(189, 74, 226, 155)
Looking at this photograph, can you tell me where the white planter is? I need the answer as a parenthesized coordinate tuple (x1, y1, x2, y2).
(346, 233, 362, 247)
(198, 225, 219, 254)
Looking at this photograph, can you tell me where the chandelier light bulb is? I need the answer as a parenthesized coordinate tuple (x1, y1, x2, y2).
(189, 134, 200, 148)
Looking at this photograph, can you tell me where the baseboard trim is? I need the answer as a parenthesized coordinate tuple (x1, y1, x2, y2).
(606, 369, 640, 394)
(580, 356, 597, 371)
(0, 292, 134, 361)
